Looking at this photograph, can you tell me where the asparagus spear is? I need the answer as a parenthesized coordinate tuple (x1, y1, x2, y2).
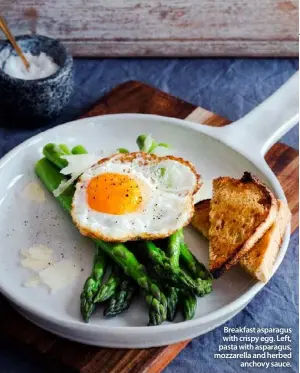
(94, 264, 122, 303)
(43, 143, 109, 320)
(70, 145, 137, 315)
(180, 242, 212, 282)
(104, 278, 137, 318)
(80, 245, 107, 321)
(164, 287, 179, 321)
(167, 230, 182, 268)
(35, 158, 167, 325)
(117, 148, 129, 154)
(42, 143, 156, 320)
(42, 143, 152, 320)
(137, 252, 179, 323)
(35, 157, 75, 211)
(41, 140, 180, 322)
(136, 134, 169, 153)
(71, 145, 88, 154)
(36, 155, 107, 321)
(96, 240, 167, 325)
(164, 230, 183, 321)
(180, 291, 197, 321)
(144, 241, 211, 297)
(136, 134, 152, 152)
(93, 243, 167, 325)
(42, 143, 71, 169)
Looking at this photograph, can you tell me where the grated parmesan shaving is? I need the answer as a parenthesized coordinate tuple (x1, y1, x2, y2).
(53, 173, 80, 197)
(22, 182, 46, 203)
(39, 257, 81, 293)
(23, 276, 41, 288)
(53, 154, 101, 197)
(60, 154, 100, 175)
(21, 258, 53, 272)
(20, 245, 81, 293)
(20, 244, 54, 272)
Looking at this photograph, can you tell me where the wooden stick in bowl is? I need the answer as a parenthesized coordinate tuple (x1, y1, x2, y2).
(0, 16, 30, 70)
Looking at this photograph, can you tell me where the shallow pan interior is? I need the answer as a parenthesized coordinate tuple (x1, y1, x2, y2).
(0, 115, 287, 346)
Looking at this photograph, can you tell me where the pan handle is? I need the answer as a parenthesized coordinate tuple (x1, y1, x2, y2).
(210, 71, 299, 158)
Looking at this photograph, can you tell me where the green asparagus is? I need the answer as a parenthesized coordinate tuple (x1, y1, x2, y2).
(42, 144, 135, 319)
(39, 140, 209, 324)
(59, 144, 72, 155)
(95, 264, 122, 303)
(43, 143, 107, 320)
(80, 245, 107, 321)
(117, 148, 129, 153)
(35, 158, 75, 212)
(71, 145, 88, 154)
(144, 241, 211, 296)
(180, 291, 197, 321)
(42, 143, 71, 169)
(35, 157, 167, 325)
(136, 134, 151, 152)
(138, 255, 179, 322)
(180, 242, 212, 281)
(104, 278, 137, 318)
(165, 287, 179, 321)
(96, 240, 167, 325)
(41, 143, 149, 321)
(167, 230, 183, 268)
(136, 134, 169, 153)
(164, 230, 182, 321)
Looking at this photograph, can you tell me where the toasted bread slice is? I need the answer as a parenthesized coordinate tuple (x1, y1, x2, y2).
(239, 200, 291, 282)
(191, 199, 212, 239)
(191, 199, 290, 282)
(192, 199, 210, 238)
(208, 172, 278, 278)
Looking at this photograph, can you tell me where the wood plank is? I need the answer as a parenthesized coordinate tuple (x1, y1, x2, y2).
(265, 143, 299, 231)
(1, 0, 298, 57)
(82, 80, 196, 120)
(50, 40, 299, 58)
(0, 80, 298, 373)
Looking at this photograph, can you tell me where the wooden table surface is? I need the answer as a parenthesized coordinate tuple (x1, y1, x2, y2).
(1, 1, 298, 57)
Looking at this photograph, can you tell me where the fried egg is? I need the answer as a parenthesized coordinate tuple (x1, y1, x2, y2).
(71, 152, 201, 242)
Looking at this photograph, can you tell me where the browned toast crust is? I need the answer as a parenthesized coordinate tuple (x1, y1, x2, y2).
(192, 197, 290, 282)
(191, 199, 211, 238)
(209, 172, 278, 278)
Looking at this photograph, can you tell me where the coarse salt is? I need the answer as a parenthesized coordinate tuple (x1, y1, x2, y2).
(0, 51, 59, 80)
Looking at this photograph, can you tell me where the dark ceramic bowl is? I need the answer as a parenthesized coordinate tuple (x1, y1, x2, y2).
(0, 35, 73, 126)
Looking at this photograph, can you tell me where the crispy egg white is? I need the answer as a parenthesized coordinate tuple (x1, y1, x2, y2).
(71, 152, 201, 242)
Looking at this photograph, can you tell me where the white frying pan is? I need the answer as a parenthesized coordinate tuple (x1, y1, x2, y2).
(0, 72, 298, 347)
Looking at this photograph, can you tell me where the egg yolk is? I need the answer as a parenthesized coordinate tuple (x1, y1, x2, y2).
(87, 173, 143, 215)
